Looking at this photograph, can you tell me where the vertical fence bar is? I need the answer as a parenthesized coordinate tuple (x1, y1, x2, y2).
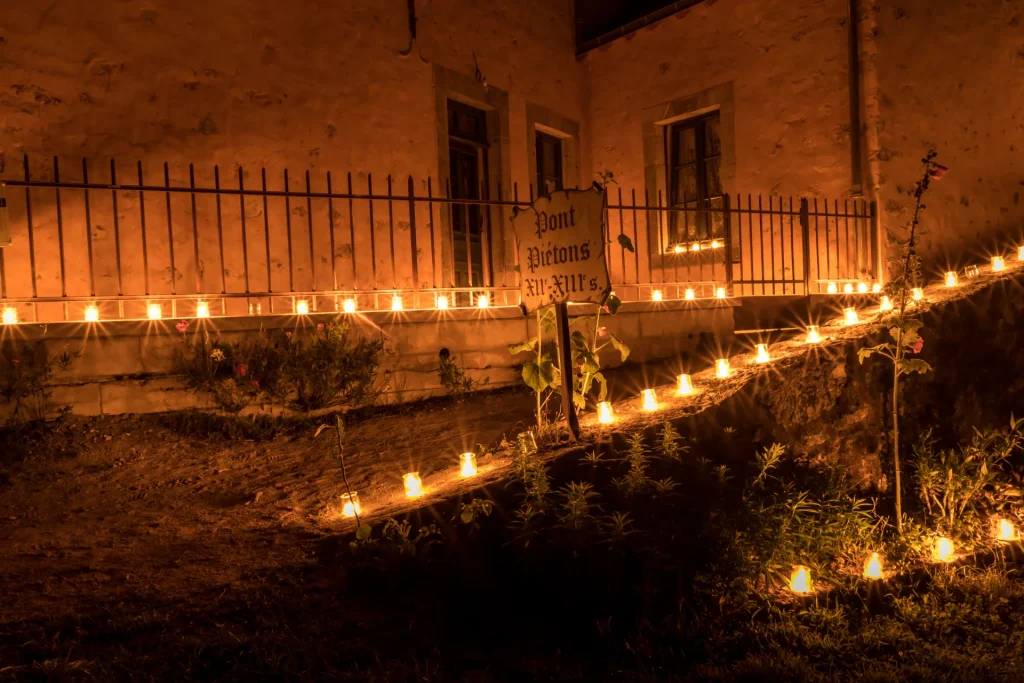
(511, 182, 520, 290)
(111, 159, 123, 296)
(189, 164, 201, 294)
(163, 163, 176, 295)
(747, 195, 756, 296)
(823, 198, 832, 283)
(305, 170, 316, 293)
(326, 171, 337, 291)
(450, 180, 459, 289)
(757, 195, 766, 295)
(386, 175, 397, 289)
(214, 166, 226, 294)
(495, 183, 505, 289)
(367, 174, 378, 290)
(870, 200, 880, 283)
(813, 199, 822, 292)
(261, 169, 273, 295)
(52, 157, 67, 298)
(630, 189, 640, 285)
(347, 172, 357, 289)
(656, 190, 665, 283)
(428, 178, 438, 289)
(789, 197, 797, 294)
(722, 194, 733, 291)
(853, 200, 861, 280)
(84, 160, 96, 297)
(284, 169, 294, 292)
(617, 188, 626, 286)
(800, 198, 811, 295)
(136, 161, 149, 296)
(0, 183, 6, 299)
(734, 195, 743, 297)
(408, 176, 420, 293)
(238, 167, 250, 294)
(842, 199, 850, 281)
(463, 181, 472, 289)
(23, 156, 38, 298)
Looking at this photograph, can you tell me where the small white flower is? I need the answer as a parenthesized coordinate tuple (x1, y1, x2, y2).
(211, 349, 226, 362)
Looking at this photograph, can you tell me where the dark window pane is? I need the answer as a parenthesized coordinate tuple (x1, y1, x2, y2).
(704, 116, 721, 156)
(708, 197, 724, 238)
(705, 157, 722, 198)
(674, 166, 698, 204)
(675, 126, 697, 164)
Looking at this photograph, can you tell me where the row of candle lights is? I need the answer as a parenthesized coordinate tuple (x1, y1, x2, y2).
(671, 239, 724, 254)
(788, 519, 1020, 594)
(652, 286, 728, 302)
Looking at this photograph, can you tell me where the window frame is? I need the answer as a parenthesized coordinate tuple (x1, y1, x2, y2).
(534, 131, 564, 198)
(666, 111, 722, 244)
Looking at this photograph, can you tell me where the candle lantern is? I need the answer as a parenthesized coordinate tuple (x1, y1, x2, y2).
(789, 565, 812, 594)
(477, 294, 489, 309)
(343, 298, 357, 313)
(2, 307, 17, 325)
(147, 303, 163, 320)
(755, 344, 770, 364)
(996, 518, 1018, 542)
(642, 389, 658, 411)
(933, 536, 954, 562)
(843, 283, 854, 294)
(691, 242, 701, 252)
(684, 288, 695, 301)
(403, 472, 423, 498)
(964, 265, 979, 278)
(673, 244, 684, 254)
(460, 452, 478, 478)
(844, 307, 859, 325)
(911, 288, 923, 301)
(340, 492, 361, 518)
(806, 325, 822, 344)
(597, 401, 614, 424)
(677, 373, 694, 396)
(857, 282, 868, 294)
(437, 295, 449, 310)
(651, 289, 663, 302)
(84, 305, 100, 322)
(716, 358, 730, 378)
(716, 287, 727, 299)
(879, 296, 893, 312)
(992, 256, 1006, 271)
(196, 300, 210, 318)
(863, 552, 884, 580)
(391, 295, 404, 311)
(295, 299, 309, 315)
(710, 239, 721, 249)
(944, 271, 958, 287)
(872, 283, 882, 293)
(827, 282, 838, 294)
(1018, 246, 1024, 262)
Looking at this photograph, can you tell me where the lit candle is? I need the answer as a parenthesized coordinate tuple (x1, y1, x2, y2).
(1018, 246, 1024, 262)
(391, 294, 404, 311)
(436, 295, 449, 310)
(403, 472, 423, 498)
(677, 373, 694, 396)
(477, 294, 489, 309)
(597, 401, 614, 424)
(789, 565, 812, 594)
(691, 242, 701, 252)
(806, 325, 822, 344)
(827, 282, 838, 294)
(964, 265, 979, 278)
(843, 283, 854, 294)
(716, 287, 727, 299)
(295, 299, 309, 315)
(872, 283, 882, 293)
(684, 288, 695, 301)
(673, 244, 684, 254)
(641, 389, 658, 411)
(755, 344, 770, 364)
(340, 492, 361, 518)
(992, 256, 1006, 271)
(710, 239, 721, 249)
(844, 307, 859, 325)
(879, 296, 893, 312)
(84, 305, 100, 322)
(944, 271, 958, 287)
(933, 536, 954, 562)
(857, 282, 868, 294)
(460, 452, 478, 478)
(343, 298, 357, 313)
(863, 552, 883, 580)
(911, 287, 923, 301)
(196, 300, 210, 318)
(651, 289, 663, 302)
(147, 303, 163, 320)
(996, 518, 1018, 542)
(2, 307, 17, 325)
(716, 358, 730, 378)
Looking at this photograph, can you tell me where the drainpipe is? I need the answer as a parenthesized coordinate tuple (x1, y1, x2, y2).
(847, 0, 863, 197)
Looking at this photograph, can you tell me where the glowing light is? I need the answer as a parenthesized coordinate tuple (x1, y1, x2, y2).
(147, 303, 163, 320)
(716, 287, 727, 299)
(673, 244, 685, 254)
(196, 301, 210, 318)
(641, 389, 658, 411)
(911, 288, 923, 301)
(597, 401, 614, 424)
(943, 271, 958, 288)
(685, 288, 695, 301)
(1, 307, 17, 325)
(295, 299, 309, 315)
(477, 294, 489, 309)
(857, 282, 868, 294)
(933, 536, 954, 563)
(651, 289, 663, 302)
(460, 452, 478, 478)
(843, 283, 854, 294)
(710, 239, 721, 249)
(716, 358, 730, 379)
(992, 256, 1006, 272)
(434, 295, 449, 310)
(677, 374, 694, 396)
(872, 283, 882, 293)
(249, 302, 262, 315)
(1018, 246, 1024, 262)
(343, 298, 357, 313)
(340, 492, 361, 518)
(755, 344, 770, 364)
(879, 296, 893, 312)
(844, 307, 859, 325)
(996, 518, 1018, 542)
(84, 305, 100, 322)
(403, 472, 423, 498)
(806, 325, 822, 344)
(391, 295, 404, 311)
(863, 552, 884, 580)
(827, 282, 838, 294)
(964, 265, 979, 278)
(789, 565, 812, 594)
(691, 242, 701, 252)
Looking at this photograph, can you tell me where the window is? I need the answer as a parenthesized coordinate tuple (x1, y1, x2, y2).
(667, 112, 722, 246)
(447, 100, 490, 297)
(535, 131, 563, 197)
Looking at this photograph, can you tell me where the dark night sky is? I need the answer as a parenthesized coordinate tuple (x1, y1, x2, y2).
(576, 0, 686, 46)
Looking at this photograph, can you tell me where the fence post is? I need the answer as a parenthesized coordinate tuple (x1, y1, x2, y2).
(870, 200, 881, 285)
(722, 194, 733, 291)
(407, 176, 419, 294)
(799, 198, 811, 294)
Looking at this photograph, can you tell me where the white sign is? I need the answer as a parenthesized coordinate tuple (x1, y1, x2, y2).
(511, 185, 610, 313)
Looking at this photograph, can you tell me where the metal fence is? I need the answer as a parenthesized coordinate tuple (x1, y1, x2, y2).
(0, 155, 877, 323)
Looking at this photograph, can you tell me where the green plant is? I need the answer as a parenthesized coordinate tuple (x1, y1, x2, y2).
(567, 294, 629, 414)
(557, 481, 601, 533)
(508, 307, 561, 428)
(859, 150, 945, 532)
(174, 322, 280, 413)
(0, 340, 75, 425)
(657, 421, 688, 462)
(316, 416, 371, 539)
(623, 432, 651, 493)
(437, 351, 486, 401)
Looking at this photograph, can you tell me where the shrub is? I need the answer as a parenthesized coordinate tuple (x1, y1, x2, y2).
(436, 349, 486, 401)
(0, 340, 75, 425)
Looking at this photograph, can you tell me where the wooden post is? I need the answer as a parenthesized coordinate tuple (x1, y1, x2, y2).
(554, 302, 581, 441)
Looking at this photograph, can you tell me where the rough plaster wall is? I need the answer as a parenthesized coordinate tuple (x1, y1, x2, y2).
(581, 0, 854, 200)
(0, 0, 584, 302)
(867, 0, 1024, 263)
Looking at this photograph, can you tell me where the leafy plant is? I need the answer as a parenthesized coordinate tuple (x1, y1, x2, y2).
(0, 340, 75, 425)
(437, 350, 486, 401)
(316, 416, 371, 539)
(623, 433, 651, 493)
(174, 322, 279, 413)
(858, 150, 946, 532)
(508, 307, 560, 428)
(657, 421, 688, 462)
(557, 481, 601, 533)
